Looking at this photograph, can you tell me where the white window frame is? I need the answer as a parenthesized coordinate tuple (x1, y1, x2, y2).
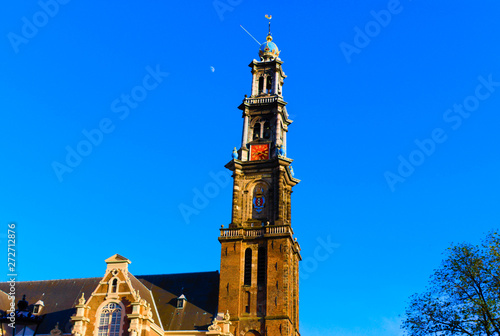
(94, 301, 125, 336)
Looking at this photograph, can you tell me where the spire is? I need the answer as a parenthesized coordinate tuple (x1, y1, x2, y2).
(265, 14, 272, 37)
(259, 15, 280, 61)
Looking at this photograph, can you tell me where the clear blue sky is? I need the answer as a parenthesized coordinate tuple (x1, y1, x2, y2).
(2, 1, 500, 335)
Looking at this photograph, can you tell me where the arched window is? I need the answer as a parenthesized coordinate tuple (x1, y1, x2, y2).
(244, 248, 252, 286)
(266, 76, 273, 94)
(257, 247, 266, 286)
(258, 77, 264, 94)
(262, 121, 271, 139)
(244, 331, 261, 336)
(253, 123, 261, 140)
(97, 303, 122, 336)
(111, 279, 118, 293)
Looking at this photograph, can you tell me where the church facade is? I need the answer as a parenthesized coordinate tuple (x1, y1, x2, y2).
(0, 27, 301, 336)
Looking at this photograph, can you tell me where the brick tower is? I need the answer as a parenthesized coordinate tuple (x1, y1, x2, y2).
(218, 20, 301, 336)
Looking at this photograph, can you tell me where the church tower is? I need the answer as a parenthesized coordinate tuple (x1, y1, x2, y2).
(218, 20, 301, 336)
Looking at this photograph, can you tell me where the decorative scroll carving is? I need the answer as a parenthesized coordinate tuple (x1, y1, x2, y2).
(50, 323, 62, 336)
(208, 319, 221, 331)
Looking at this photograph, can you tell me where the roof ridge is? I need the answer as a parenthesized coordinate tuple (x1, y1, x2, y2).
(136, 270, 219, 277)
(127, 272, 154, 293)
(126, 272, 164, 330)
(0, 270, 220, 284)
(0, 276, 101, 283)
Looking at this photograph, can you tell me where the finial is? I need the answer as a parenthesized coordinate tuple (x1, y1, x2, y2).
(259, 15, 280, 59)
(232, 147, 238, 159)
(50, 322, 62, 336)
(79, 293, 85, 305)
(265, 14, 272, 40)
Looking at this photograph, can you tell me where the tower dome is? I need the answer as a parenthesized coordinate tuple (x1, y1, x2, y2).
(259, 34, 280, 60)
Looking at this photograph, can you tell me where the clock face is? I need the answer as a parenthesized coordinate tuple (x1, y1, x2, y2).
(250, 144, 270, 161)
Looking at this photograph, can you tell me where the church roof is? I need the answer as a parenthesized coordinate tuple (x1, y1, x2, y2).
(127, 272, 163, 328)
(0, 271, 219, 334)
(137, 272, 219, 331)
(0, 277, 102, 334)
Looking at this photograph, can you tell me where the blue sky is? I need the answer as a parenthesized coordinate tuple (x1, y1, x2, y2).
(2, 1, 500, 335)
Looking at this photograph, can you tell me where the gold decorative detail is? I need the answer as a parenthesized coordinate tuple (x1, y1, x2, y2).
(265, 14, 274, 44)
(78, 293, 85, 305)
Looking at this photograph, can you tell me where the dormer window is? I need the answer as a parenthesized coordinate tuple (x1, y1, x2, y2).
(177, 294, 187, 309)
(33, 300, 44, 314)
(5, 295, 42, 336)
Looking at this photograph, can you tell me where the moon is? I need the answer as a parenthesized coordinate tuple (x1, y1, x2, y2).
(210, 66, 215, 73)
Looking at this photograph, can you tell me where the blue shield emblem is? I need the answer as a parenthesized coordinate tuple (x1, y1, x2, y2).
(253, 187, 265, 213)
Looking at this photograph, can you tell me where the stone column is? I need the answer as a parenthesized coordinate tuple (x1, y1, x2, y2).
(242, 113, 249, 148)
(251, 70, 257, 96)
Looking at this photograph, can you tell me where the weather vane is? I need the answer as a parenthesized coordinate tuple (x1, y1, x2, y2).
(265, 14, 272, 35)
